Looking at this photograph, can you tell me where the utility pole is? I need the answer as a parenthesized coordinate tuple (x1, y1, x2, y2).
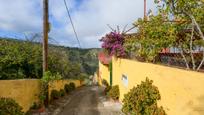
(43, 0, 49, 73)
(144, 0, 147, 20)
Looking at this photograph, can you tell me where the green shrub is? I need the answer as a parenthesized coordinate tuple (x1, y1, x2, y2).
(0, 98, 24, 115)
(102, 79, 109, 86)
(108, 85, 120, 100)
(104, 85, 111, 95)
(30, 102, 40, 110)
(60, 89, 65, 97)
(64, 83, 76, 93)
(69, 82, 76, 91)
(64, 84, 71, 93)
(122, 78, 166, 115)
(102, 79, 111, 95)
(51, 90, 60, 100)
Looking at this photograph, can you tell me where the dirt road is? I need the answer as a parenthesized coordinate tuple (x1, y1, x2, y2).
(59, 86, 123, 115)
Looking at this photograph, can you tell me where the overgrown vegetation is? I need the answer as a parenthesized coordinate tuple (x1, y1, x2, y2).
(125, 14, 177, 62)
(0, 38, 100, 80)
(161, 0, 204, 70)
(126, 1, 204, 70)
(0, 98, 24, 115)
(122, 78, 166, 115)
(100, 1, 204, 71)
(39, 71, 61, 106)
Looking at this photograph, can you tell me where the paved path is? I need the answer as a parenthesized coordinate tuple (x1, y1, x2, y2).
(59, 86, 123, 115)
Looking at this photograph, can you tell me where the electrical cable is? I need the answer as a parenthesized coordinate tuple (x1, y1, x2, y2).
(63, 0, 82, 48)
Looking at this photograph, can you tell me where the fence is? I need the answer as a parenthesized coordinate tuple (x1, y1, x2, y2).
(157, 52, 204, 72)
(125, 45, 204, 72)
(124, 24, 204, 72)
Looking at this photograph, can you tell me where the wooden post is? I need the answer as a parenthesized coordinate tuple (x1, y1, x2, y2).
(43, 0, 49, 73)
(144, 0, 147, 20)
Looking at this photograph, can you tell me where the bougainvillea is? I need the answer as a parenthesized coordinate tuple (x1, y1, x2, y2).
(100, 32, 126, 57)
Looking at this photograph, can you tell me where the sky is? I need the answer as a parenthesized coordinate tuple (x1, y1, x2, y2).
(0, 0, 157, 48)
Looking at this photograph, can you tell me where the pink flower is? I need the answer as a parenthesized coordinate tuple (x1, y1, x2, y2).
(100, 32, 126, 57)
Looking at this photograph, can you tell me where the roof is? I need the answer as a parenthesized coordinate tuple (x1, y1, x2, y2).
(98, 51, 112, 65)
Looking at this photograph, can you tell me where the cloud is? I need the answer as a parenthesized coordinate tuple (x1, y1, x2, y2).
(0, 0, 157, 48)
(50, 0, 157, 48)
(0, 0, 42, 32)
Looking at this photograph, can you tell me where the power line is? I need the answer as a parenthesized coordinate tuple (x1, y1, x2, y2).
(63, 0, 82, 48)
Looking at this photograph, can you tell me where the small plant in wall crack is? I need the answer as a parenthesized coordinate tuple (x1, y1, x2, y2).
(39, 71, 62, 107)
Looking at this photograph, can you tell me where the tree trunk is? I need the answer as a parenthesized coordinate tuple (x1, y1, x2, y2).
(179, 46, 190, 69)
(186, 14, 204, 71)
(189, 22, 196, 70)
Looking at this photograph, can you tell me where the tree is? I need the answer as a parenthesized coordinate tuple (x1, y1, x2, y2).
(0, 39, 41, 79)
(157, 0, 204, 70)
(125, 14, 177, 62)
(0, 38, 99, 80)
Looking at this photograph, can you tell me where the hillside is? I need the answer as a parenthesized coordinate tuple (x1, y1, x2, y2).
(0, 38, 100, 79)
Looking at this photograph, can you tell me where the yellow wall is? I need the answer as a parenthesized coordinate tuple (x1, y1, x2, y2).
(112, 57, 204, 115)
(99, 61, 110, 85)
(49, 79, 81, 100)
(0, 79, 41, 112)
(0, 79, 82, 112)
